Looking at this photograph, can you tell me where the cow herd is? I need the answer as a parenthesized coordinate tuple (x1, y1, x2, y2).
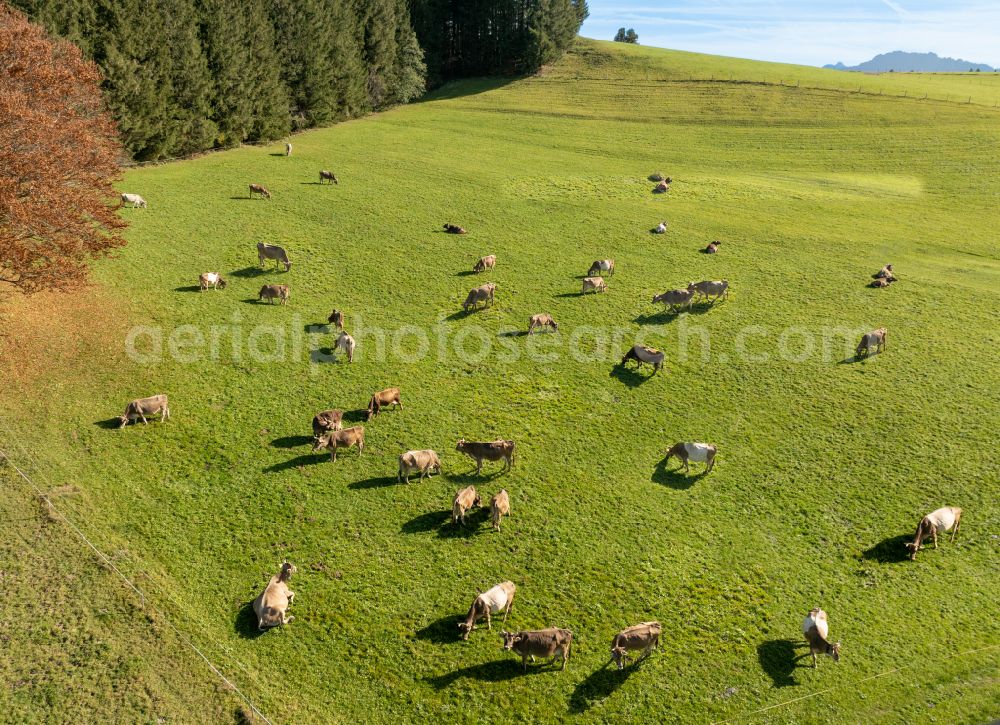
(111, 162, 961, 685)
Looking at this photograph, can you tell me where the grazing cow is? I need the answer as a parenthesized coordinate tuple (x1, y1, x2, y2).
(652, 288, 695, 312)
(501, 628, 573, 671)
(119, 394, 169, 428)
(253, 561, 296, 630)
(490, 489, 510, 531)
(528, 313, 558, 334)
(311, 409, 344, 438)
(654, 180, 669, 193)
(452, 485, 482, 526)
(258, 284, 289, 305)
(199, 272, 226, 291)
(664, 442, 717, 473)
(366, 387, 402, 420)
(312, 426, 364, 461)
(652, 221, 668, 234)
(319, 170, 339, 184)
(397, 449, 441, 483)
(459, 581, 515, 639)
(875, 264, 895, 280)
(582, 276, 608, 294)
(704, 240, 721, 254)
(588, 259, 615, 277)
(802, 608, 841, 668)
(285, 142, 292, 156)
(463, 283, 496, 312)
(688, 279, 729, 302)
(333, 331, 356, 362)
(610, 622, 661, 670)
(257, 242, 292, 271)
(621, 344, 664, 373)
(444, 223, 467, 234)
(327, 309, 345, 329)
(473, 255, 496, 273)
(249, 184, 271, 199)
(120, 193, 147, 208)
(856, 327, 887, 358)
(455, 439, 515, 474)
(905, 506, 962, 560)
(870, 277, 893, 288)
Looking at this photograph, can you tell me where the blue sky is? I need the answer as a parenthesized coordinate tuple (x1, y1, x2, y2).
(580, 1, 1000, 67)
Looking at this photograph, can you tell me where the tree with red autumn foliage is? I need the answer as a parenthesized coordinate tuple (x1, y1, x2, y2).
(0, 5, 125, 294)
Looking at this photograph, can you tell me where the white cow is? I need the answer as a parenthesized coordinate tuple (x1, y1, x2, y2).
(121, 193, 147, 208)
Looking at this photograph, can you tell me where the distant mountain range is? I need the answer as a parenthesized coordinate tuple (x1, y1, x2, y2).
(825, 51, 995, 73)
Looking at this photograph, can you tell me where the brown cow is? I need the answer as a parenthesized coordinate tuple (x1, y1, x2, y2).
(582, 277, 607, 294)
(312, 426, 364, 461)
(249, 183, 271, 199)
(366, 387, 402, 420)
(463, 283, 496, 312)
(444, 223, 467, 234)
(501, 628, 573, 671)
(397, 449, 440, 483)
(803, 608, 841, 668)
(319, 170, 339, 184)
(119, 394, 170, 428)
(588, 259, 615, 277)
(253, 561, 296, 630)
(473, 255, 496, 273)
(312, 409, 344, 438)
(874, 264, 895, 280)
(259, 284, 289, 304)
(703, 240, 721, 254)
(452, 485, 482, 525)
(687, 280, 729, 302)
(459, 581, 515, 639)
(327, 309, 345, 329)
(653, 180, 669, 193)
(652, 288, 694, 312)
(528, 313, 558, 334)
(856, 327, 887, 358)
(610, 622, 661, 670)
(490, 489, 510, 531)
(621, 344, 664, 373)
(456, 439, 515, 474)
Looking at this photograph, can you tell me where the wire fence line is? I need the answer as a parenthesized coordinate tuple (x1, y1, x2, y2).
(0, 433, 276, 725)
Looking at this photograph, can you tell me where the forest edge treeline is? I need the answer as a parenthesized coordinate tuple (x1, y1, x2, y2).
(11, 0, 588, 161)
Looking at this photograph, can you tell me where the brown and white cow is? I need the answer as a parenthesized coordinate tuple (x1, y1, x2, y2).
(588, 259, 615, 277)
(119, 394, 170, 428)
(802, 608, 841, 667)
(319, 170, 339, 184)
(327, 309, 345, 329)
(501, 628, 573, 671)
(490, 489, 510, 531)
(312, 426, 364, 461)
(905, 506, 962, 560)
(459, 581, 515, 639)
(199, 272, 226, 291)
(259, 284, 289, 304)
(473, 255, 496, 273)
(688, 279, 729, 302)
(664, 442, 717, 473)
(610, 621, 661, 670)
(463, 283, 496, 312)
(398, 449, 441, 483)
(253, 561, 296, 630)
(653, 180, 669, 193)
(249, 183, 271, 199)
(875, 264, 895, 280)
(444, 223, 467, 234)
(856, 327, 887, 358)
(456, 439, 515, 474)
(870, 277, 893, 288)
(257, 242, 291, 271)
(312, 409, 344, 438)
(621, 344, 664, 373)
(528, 313, 558, 334)
(582, 276, 608, 294)
(452, 485, 482, 526)
(652, 288, 694, 312)
(704, 240, 721, 254)
(366, 387, 401, 420)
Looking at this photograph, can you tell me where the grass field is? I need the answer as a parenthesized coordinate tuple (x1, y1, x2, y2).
(1, 38, 998, 723)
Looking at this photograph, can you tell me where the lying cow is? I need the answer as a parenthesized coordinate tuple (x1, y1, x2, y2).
(688, 279, 729, 302)
(398, 449, 441, 483)
(856, 327, 887, 358)
(621, 344, 664, 373)
(259, 284, 289, 304)
(501, 628, 573, 671)
(312, 426, 365, 461)
(588, 259, 615, 277)
(652, 288, 694, 312)
(249, 183, 271, 199)
(327, 309, 345, 329)
(582, 277, 607, 294)
(490, 489, 510, 531)
(452, 485, 482, 526)
(119, 394, 170, 428)
(610, 621, 661, 670)
(664, 442, 717, 473)
(120, 193, 147, 208)
(463, 283, 496, 312)
(334, 332, 355, 362)
(528, 313, 558, 334)
(444, 223, 467, 234)
(703, 240, 721, 254)
(253, 561, 296, 630)
(870, 278, 893, 288)
(257, 242, 291, 271)
(312, 409, 344, 438)
(456, 439, 515, 474)
(875, 264, 895, 280)
(199, 272, 226, 291)
(367, 387, 401, 420)
(319, 170, 339, 184)
(473, 255, 496, 273)
(653, 180, 669, 194)
(652, 221, 668, 234)
(459, 581, 515, 639)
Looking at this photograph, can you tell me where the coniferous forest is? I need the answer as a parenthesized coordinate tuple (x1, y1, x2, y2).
(11, 0, 588, 160)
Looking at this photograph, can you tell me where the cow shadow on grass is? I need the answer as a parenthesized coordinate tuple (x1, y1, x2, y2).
(757, 639, 804, 688)
(554, 291, 587, 298)
(426, 658, 537, 689)
(568, 663, 635, 713)
(173, 285, 203, 293)
(444, 309, 478, 321)
(94, 418, 123, 430)
(861, 534, 911, 563)
(498, 330, 529, 338)
(400, 507, 490, 537)
(234, 602, 266, 640)
(456, 270, 478, 277)
(401, 510, 451, 534)
(263, 453, 328, 473)
(634, 304, 713, 325)
(270, 435, 313, 449)
(348, 475, 400, 490)
(229, 266, 267, 279)
(415, 613, 464, 645)
(609, 364, 656, 388)
(651, 457, 704, 490)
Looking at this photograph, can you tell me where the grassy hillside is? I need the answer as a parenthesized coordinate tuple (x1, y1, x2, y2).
(2, 38, 998, 723)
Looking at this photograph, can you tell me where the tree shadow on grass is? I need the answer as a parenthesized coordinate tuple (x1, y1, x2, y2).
(609, 363, 657, 388)
(651, 457, 705, 490)
(348, 475, 400, 490)
(173, 285, 203, 293)
(271, 435, 313, 449)
(94, 418, 123, 430)
(229, 266, 267, 279)
(757, 639, 804, 688)
(569, 662, 635, 713)
(263, 452, 328, 473)
(234, 602, 265, 640)
(861, 534, 912, 563)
